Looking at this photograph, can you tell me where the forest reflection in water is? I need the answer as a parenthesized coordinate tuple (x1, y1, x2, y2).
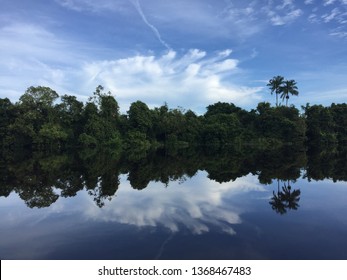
(1, 145, 347, 259)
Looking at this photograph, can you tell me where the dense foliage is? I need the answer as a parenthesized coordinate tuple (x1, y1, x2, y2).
(2, 85, 346, 153)
(1, 85, 347, 214)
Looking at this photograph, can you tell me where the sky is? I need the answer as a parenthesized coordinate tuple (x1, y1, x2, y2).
(1, 0, 347, 113)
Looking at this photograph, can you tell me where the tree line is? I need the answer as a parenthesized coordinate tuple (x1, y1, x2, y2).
(1, 84, 347, 153)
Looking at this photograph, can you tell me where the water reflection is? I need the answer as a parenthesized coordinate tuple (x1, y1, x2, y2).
(1, 146, 347, 259)
(1, 146, 347, 210)
(269, 180, 301, 215)
(85, 173, 263, 235)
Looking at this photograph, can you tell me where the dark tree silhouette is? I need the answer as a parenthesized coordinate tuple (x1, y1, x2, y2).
(267, 75, 284, 107)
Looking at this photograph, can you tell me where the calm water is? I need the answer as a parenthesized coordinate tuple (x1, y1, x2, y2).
(1, 148, 347, 259)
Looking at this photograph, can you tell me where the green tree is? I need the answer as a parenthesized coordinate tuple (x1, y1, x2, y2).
(79, 102, 103, 148)
(330, 103, 347, 145)
(80, 86, 121, 148)
(127, 101, 153, 134)
(20, 86, 59, 109)
(255, 103, 305, 146)
(0, 98, 13, 148)
(203, 110, 242, 149)
(205, 102, 241, 117)
(304, 104, 337, 145)
(9, 86, 61, 148)
(267, 75, 284, 107)
(57, 94, 84, 143)
(280, 80, 299, 107)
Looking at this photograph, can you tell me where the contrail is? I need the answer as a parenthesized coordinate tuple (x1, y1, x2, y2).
(131, 0, 171, 50)
(155, 232, 175, 259)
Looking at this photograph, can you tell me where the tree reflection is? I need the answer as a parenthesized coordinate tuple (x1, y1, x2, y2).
(305, 146, 347, 182)
(0, 145, 346, 209)
(270, 180, 301, 215)
(0, 150, 122, 208)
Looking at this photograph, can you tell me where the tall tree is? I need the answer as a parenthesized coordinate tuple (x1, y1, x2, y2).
(280, 80, 299, 107)
(9, 86, 61, 148)
(267, 76, 284, 107)
(57, 95, 84, 143)
(0, 98, 13, 147)
(127, 101, 153, 134)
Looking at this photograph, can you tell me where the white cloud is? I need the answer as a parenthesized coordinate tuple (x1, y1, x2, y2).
(55, 0, 129, 13)
(268, 9, 303, 26)
(81, 50, 262, 112)
(322, 8, 340, 22)
(0, 23, 84, 99)
(218, 49, 233, 57)
(323, 0, 337, 5)
(330, 30, 347, 37)
(308, 13, 319, 23)
(0, 22, 262, 112)
(220, 1, 264, 37)
(305, 1, 347, 37)
(304, 0, 314, 4)
(276, 0, 294, 10)
(262, 0, 303, 26)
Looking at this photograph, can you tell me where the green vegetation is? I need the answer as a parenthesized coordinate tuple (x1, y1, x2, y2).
(0, 81, 340, 154)
(1, 81, 347, 215)
(1, 83, 346, 154)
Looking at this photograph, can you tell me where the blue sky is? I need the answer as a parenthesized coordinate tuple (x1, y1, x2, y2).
(1, 0, 347, 113)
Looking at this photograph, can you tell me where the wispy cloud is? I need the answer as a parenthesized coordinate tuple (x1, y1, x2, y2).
(0, 23, 84, 99)
(0, 22, 261, 112)
(55, 0, 129, 13)
(308, 13, 319, 23)
(219, 1, 264, 38)
(268, 9, 303, 26)
(305, 0, 314, 4)
(329, 28, 347, 37)
(276, 0, 295, 10)
(262, 0, 303, 26)
(303, 0, 347, 37)
(322, 7, 341, 22)
(219, 0, 306, 34)
(324, 0, 337, 6)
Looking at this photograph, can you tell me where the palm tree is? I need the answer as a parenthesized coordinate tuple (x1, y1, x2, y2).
(269, 190, 287, 214)
(267, 76, 284, 107)
(280, 80, 299, 107)
(281, 183, 301, 210)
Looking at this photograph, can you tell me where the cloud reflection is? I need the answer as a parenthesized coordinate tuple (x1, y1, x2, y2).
(84, 172, 265, 235)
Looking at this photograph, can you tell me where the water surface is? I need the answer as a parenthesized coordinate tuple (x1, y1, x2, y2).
(1, 148, 347, 259)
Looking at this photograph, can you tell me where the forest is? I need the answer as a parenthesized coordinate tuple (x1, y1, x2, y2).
(1, 84, 347, 210)
(1, 84, 347, 155)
